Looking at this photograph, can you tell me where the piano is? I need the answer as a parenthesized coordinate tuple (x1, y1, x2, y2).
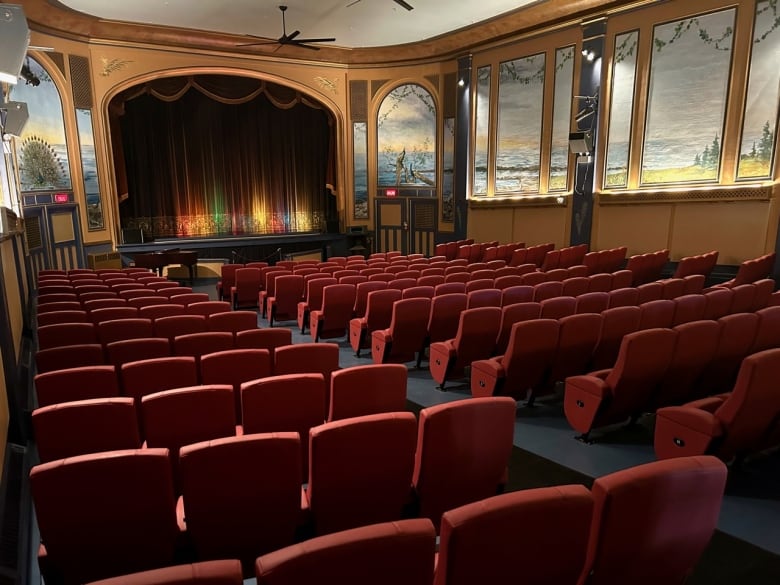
(132, 249, 198, 283)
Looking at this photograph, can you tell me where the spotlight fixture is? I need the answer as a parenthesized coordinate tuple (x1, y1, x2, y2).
(457, 78, 465, 87)
(581, 49, 596, 62)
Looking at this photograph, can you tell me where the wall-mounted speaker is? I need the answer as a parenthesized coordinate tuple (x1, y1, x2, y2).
(0, 5, 30, 85)
(2, 101, 28, 137)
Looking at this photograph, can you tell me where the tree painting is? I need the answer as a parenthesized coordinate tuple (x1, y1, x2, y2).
(442, 117, 455, 221)
(10, 57, 71, 191)
(376, 84, 436, 189)
(642, 8, 736, 184)
(550, 46, 575, 191)
(738, 0, 780, 179)
(76, 108, 105, 230)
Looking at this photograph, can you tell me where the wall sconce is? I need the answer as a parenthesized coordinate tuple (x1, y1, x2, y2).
(457, 78, 465, 87)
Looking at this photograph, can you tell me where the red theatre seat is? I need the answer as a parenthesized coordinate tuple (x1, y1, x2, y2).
(85, 560, 243, 585)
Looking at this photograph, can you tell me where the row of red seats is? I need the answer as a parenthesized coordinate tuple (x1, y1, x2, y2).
(36, 310, 259, 350)
(48, 454, 727, 585)
(716, 251, 776, 288)
(370, 279, 771, 372)
(564, 306, 780, 441)
(37, 299, 233, 326)
(34, 340, 338, 408)
(31, 396, 517, 583)
(470, 289, 777, 404)
(34, 327, 294, 375)
(624, 248, 670, 285)
(35, 362, 413, 466)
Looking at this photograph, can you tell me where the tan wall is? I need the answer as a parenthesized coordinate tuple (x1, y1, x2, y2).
(468, 204, 569, 247)
(594, 194, 777, 263)
(1, 240, 23, 361)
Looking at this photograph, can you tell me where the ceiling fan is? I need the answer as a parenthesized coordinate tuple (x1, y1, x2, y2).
(238, 5, 336, 51)
(347, 0, 415, 9)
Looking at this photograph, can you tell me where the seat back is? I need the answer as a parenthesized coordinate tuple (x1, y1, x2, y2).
(576, 291, 610, 314)
(436, 485, 593, 585)
(207, 310, 258, 333)
(106, 337, 171, 368)
(549, 313, 603, 385)
(703, 287, 733, 319)
(328, 364, 408, 421)
(86, 560, 243, 585)
(274, 343, 340, 381)
(241, 373, 327, 478)
(37, 310, 89, 327)
(353, 281, 388, 318)
(496, 319, 560, 400)
(179, 434, 302, 568)
(35, 365, 119, 407)
(562, 276, 590, 298)
(33, 397, 141, 463)
(412, 397, 516, 529)
(30, 449, 179, 584)
(539, 296, 576, 319)
(35, 343, 105, 374)
(534, 280, 563, 301)
(495, 302, 541, 355)
(590, 306, 642, 370)
(120, 356, 199, 405)
(217, 263, 244, 300)
(235, 328, 293, 354)
(607, 287, 639, 309)
(697, 312, 760, 394)
(311, 284, 357, 340)
(141, 385, 237, 483)
(655, 320, 722, 407)
(173, 331, 235, 361)
(186, 301, 233, 316)
(200, 348, 273, 420)
(37, 322, 98, 350)
(637, 299, 675, 329)
(714, 348, 780, 459)
(466, 288, 501, 309)
(582, 456, 727, 585)
(232, 267, 263, 307)
(375, 297, 432, 363)
(98, 318, 154, 345)
(308, 412, 417, 535)
(364, 289, 403, 332)
(269, 275, 305, 324)
(427, 293, 468, 345)
(154, 314, 208, 340)
(671, 293, 707, 325)
(604, 328, 678, 419)
(255, 519, 436, 585)
(446, 307, 501, 376)
(499, 285, 534, 306)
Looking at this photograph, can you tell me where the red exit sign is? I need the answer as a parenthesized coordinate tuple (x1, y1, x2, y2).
(385, 189, 397, 197)
(54, 193, 69, 203)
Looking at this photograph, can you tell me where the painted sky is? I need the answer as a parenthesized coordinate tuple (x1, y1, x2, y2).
(376, 85, 436, 153)
(9, 58, 67, 146)
(496, 53, 545, 150)
(644, 8, 735, 161)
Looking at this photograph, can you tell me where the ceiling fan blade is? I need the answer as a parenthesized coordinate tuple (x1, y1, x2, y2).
(393, 0, 414, 10)
(284, 30, 301, 42)
(346, 0, 362, 6)
(236, 38, 278, 47)
(292, 37, 336, 43)
(293, 43, 321, 51)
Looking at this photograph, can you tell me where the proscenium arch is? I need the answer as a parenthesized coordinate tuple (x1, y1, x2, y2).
(100, 66, 346, 243)
(371, 79, 441, 195)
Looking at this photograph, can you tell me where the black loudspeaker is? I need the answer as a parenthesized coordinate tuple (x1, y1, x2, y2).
(122, 228, 144, 244)
(326, 219, 340, 234)
(0, 5, 29, 85)
(2, 101, 28, 137)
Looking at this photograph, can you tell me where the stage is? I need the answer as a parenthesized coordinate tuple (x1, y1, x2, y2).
(116, 231, 349, 267)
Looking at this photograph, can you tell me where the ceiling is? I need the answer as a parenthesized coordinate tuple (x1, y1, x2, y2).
(56, 0, 542, 49)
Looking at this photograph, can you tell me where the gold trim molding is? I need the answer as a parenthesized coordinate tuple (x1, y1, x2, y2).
(469, 195, 569, 209)
(598, 185, 774, 204)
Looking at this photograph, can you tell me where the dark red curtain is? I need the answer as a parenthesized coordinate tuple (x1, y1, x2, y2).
(112, 75, 335, 238)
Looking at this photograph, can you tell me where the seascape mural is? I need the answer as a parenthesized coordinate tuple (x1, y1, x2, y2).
(442, 117, 455, 221)
(376, 83, 436, 191)
(737, 0, 780, 179)
(550, 46, 575, 191)
(473, 65, 491, 196)
(496, 52, 545, 193)
(76, 108, 105, 230)
(605, 30, 639, 188)
(353, 121, 368, 219)
(10, 58, 71, 192)
(641, 8, 736, 184)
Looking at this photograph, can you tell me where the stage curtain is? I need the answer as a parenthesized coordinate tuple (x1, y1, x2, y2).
(113, 75, 335, 237)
